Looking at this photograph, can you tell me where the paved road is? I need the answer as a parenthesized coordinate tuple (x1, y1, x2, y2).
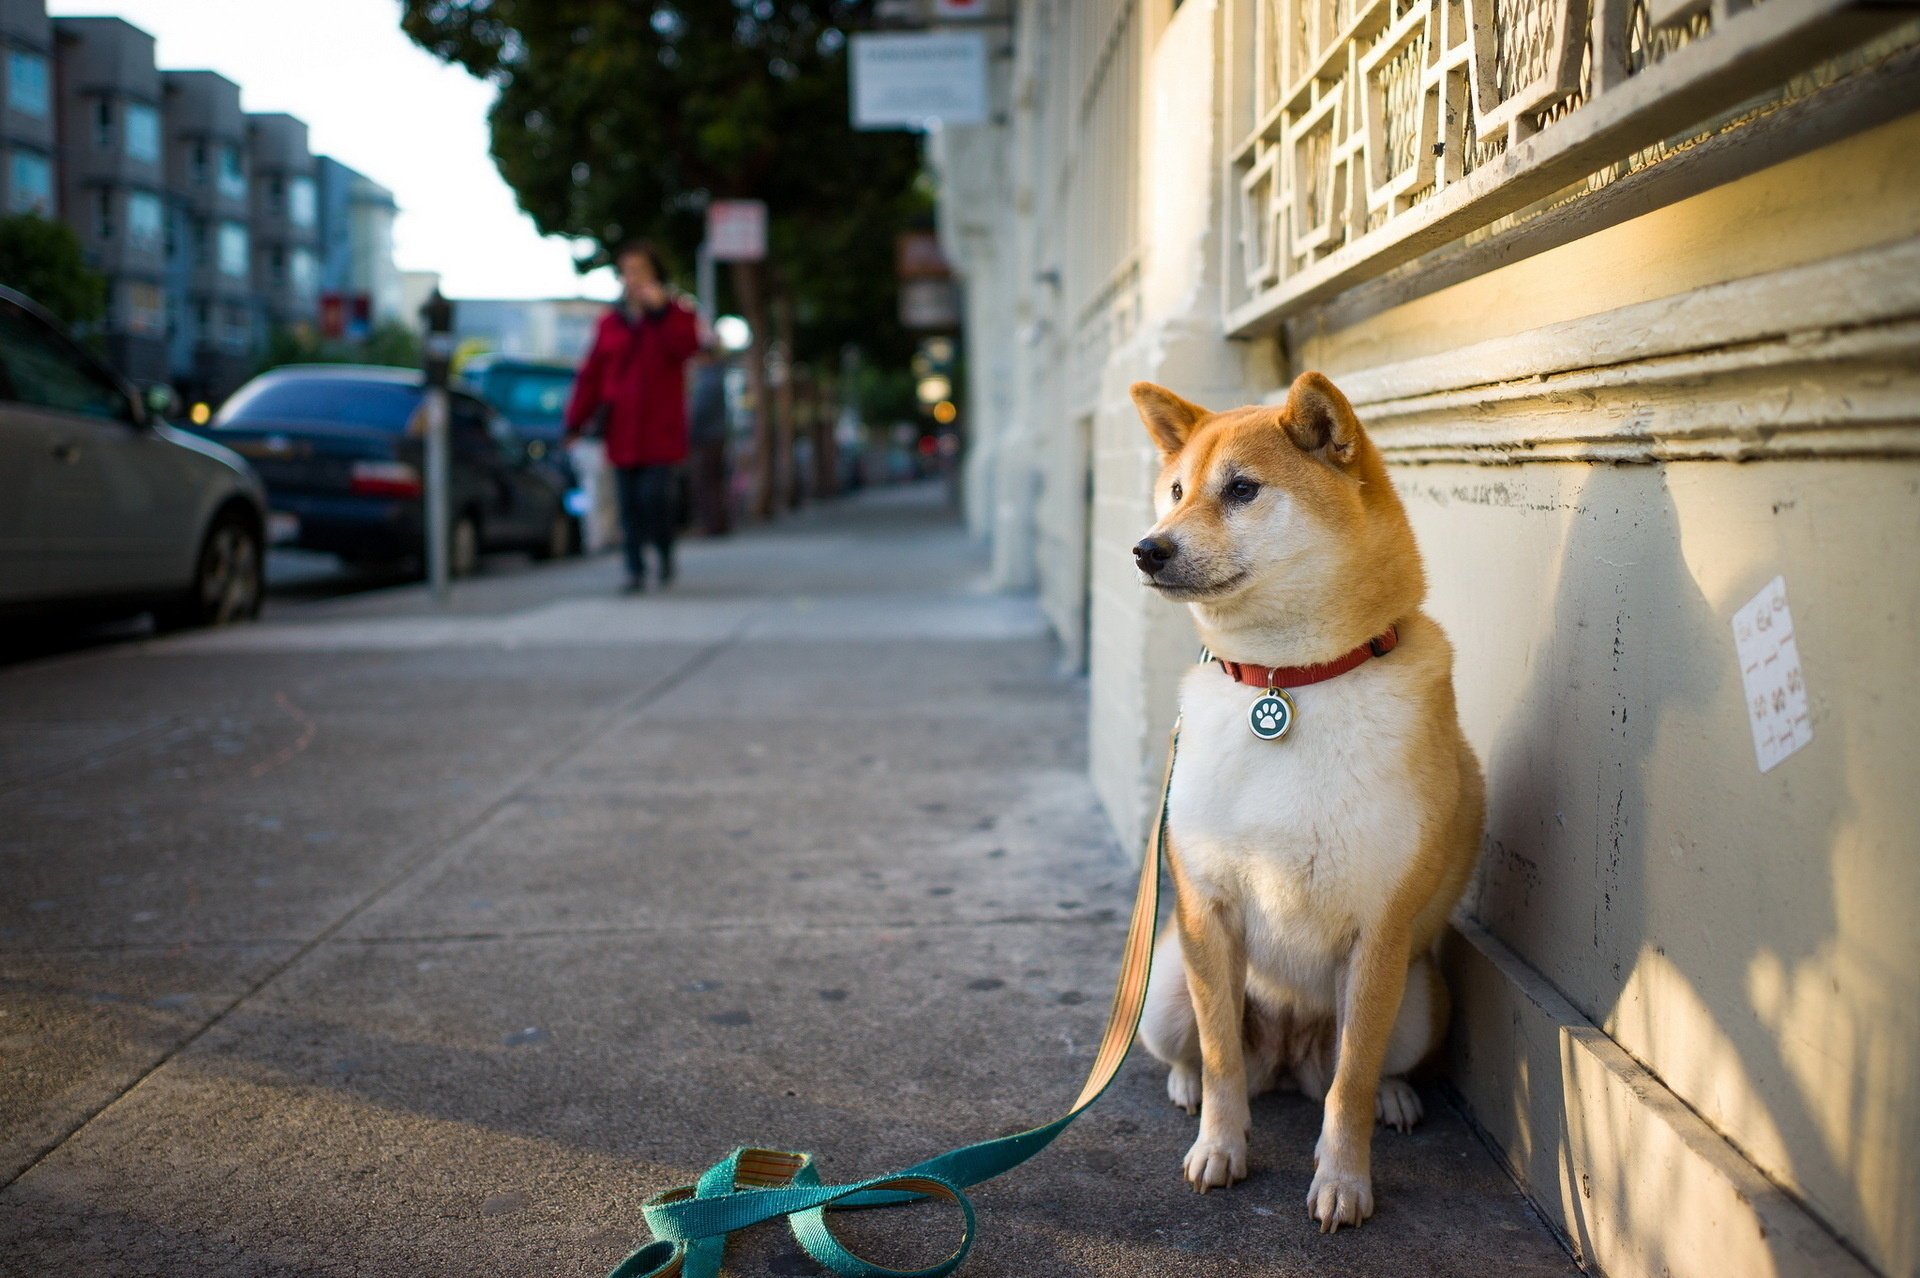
(0, 485, 1572, 1277)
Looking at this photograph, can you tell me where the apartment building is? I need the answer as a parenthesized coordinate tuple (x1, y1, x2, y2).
(934, 4, 1920, 1277)
(245, 111, 316, 337)
(50, 15, 167, 380)
(160, 69, 252, 403)
(0, 0, 53, 218)
(315, 155, 401, 335)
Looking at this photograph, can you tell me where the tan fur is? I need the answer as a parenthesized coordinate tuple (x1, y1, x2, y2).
(1129, 373, 1485, 1231)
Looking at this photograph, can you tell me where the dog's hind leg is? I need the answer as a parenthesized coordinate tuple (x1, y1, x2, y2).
(1289, 954, 1443, 1131)
(1375, 954, 1447, 1132)
(1139, 924, 1201, 1113)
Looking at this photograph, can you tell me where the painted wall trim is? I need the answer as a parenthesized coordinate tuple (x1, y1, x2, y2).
(1444, 917, 1879, 1278)
(1223, 0, 1908, 335)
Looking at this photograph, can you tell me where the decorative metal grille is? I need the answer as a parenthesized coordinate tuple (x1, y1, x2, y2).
(1228, 0, 1905, 331)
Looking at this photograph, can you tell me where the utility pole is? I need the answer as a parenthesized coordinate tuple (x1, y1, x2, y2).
(419, 290, 456, 602)
(695, 239, 716, 329)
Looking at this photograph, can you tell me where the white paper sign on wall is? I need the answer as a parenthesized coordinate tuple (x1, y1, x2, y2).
(1732, 576, 1813, 773)
(850, 32, 989, 130)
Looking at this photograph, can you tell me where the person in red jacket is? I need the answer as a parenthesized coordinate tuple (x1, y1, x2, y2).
(564, 240, 701, 592)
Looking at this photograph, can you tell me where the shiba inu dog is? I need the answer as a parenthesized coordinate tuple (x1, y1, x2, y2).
(1129, 372, 1484, 1232)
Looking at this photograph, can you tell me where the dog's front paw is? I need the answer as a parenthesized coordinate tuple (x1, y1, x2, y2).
(1182, 1131, 1247, 1193)
(1305, 1164, 1374, 1233)
(1375, 1077, 1422, 1132)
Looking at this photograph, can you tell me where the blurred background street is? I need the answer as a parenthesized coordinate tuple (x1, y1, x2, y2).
(0, 483, 1571, 1276)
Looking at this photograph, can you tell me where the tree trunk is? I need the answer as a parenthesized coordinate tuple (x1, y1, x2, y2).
(772, 291, 798, 510)
(812, 368, 839, 499)
(732, 260, 775, 520)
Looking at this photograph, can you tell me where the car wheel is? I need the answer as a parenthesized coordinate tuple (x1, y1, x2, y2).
(450, 514, 481, 578)
(531, 509, 573, 562)
(159, 511, 263, 630)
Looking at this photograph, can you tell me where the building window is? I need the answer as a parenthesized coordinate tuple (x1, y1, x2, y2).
(125, 103, 160, 164)
(125, 281, 164, 336)
(95, 97, 114, 149)
(191, 140, 208, 185)
(128, 190, 163, 250)
(6, 50, 48, 119)
(290, 246, 317, 302)
(225, 301, 250, 348)
(195, 300, 210, 335)
(288, 175, 317, 229)
(267, 174, 284, 211)
(96, 189, 114, 240)
(269, 244, 286, 283)
(191, 216, 209, 265)
(218, 144, 245, 200)
(7, 149, 52, 214)
(217, 220, 247, 278)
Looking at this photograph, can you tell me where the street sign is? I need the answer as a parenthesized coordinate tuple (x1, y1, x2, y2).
(850, 32, 988, 130)
(900, 277, 960, 330)
(706, 200, 768, 262)
(896, 231, 951, 279)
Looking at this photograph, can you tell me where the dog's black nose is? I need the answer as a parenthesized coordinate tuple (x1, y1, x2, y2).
(1133, 536, 1177, 574)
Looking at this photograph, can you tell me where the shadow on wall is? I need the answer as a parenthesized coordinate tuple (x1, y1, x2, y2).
(1468, 462, 1907, 1273)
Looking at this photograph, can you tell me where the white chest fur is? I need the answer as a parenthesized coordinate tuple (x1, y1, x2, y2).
(1165, 650, 1429, 1011)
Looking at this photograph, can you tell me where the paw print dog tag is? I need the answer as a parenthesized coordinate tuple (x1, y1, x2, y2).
(1248, 687, 1295, 741)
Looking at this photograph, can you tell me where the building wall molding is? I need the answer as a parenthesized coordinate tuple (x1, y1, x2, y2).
(1223, 0, 1914, 335)
(1263, 237, 1920, 462)
(1446, 917, 1878, 1278)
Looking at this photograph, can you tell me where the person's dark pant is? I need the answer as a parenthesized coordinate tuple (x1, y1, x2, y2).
(612, 463, 677, 583)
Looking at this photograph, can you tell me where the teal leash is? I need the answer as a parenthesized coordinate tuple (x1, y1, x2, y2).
(607, 721, 1183, 1278)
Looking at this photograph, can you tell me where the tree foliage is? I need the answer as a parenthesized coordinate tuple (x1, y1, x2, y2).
(255, 321, 423, 375)
(398, 0, 928, 368)
(0, 214, 106, 328)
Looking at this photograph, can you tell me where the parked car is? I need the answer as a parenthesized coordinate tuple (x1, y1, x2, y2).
(0, 286, 267, 628)
(457, 354, 586, 544)
(206, 365, 575, 573)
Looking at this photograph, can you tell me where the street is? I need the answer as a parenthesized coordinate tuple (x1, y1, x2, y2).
(0, 485, 1571, 1277)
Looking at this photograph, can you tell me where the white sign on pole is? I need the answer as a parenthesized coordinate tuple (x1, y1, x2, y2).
(706, 200, 768, 262)
(850, 32, 989, 131)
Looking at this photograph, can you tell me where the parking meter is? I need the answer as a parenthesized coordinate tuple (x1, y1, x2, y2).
(420, 290, 457, 600)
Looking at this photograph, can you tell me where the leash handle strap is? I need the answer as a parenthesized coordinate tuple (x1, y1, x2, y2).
(609, 721, 1181, 1278)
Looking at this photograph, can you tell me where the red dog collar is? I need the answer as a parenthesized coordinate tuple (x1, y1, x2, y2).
(1216, 627, 1398, 690)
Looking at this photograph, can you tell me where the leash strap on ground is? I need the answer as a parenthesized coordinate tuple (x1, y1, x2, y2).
(608, 721, 1182, 1278)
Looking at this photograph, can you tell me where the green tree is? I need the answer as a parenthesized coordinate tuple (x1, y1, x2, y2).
(254, 321, 423, 376)
(0, 214, 106, 328)
(398, 0, 928, 514)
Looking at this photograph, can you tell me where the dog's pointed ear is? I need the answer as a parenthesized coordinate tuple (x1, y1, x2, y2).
(1281, 372, 1364, 467)
(1131, 383, 1209, 458)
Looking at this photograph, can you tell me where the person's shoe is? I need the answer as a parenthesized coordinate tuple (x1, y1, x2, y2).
(622, 576, 645, 595)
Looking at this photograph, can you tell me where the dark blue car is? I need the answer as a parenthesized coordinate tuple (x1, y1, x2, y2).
(209, 366, 576, 573)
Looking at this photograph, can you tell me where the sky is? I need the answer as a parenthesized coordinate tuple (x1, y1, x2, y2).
(47, 0, 618, 302)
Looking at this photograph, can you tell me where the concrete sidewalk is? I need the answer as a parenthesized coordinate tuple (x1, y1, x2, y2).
(0, 485, 1572, 1277)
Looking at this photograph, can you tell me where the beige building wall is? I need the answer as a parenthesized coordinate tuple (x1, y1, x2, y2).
(938, 2, 1918, 1274)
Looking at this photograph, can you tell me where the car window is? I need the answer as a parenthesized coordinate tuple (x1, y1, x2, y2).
(0, 301, 133, 422)
(217, 377, 421, 430)
(484, 368, 573, 425)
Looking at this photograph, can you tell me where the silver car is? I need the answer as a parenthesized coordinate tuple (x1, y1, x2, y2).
(0, 286, 267, 628)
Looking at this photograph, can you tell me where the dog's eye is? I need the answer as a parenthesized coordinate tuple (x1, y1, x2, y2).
(1226, 478, 1260, 503)
(1170, 481, 1183, 502)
